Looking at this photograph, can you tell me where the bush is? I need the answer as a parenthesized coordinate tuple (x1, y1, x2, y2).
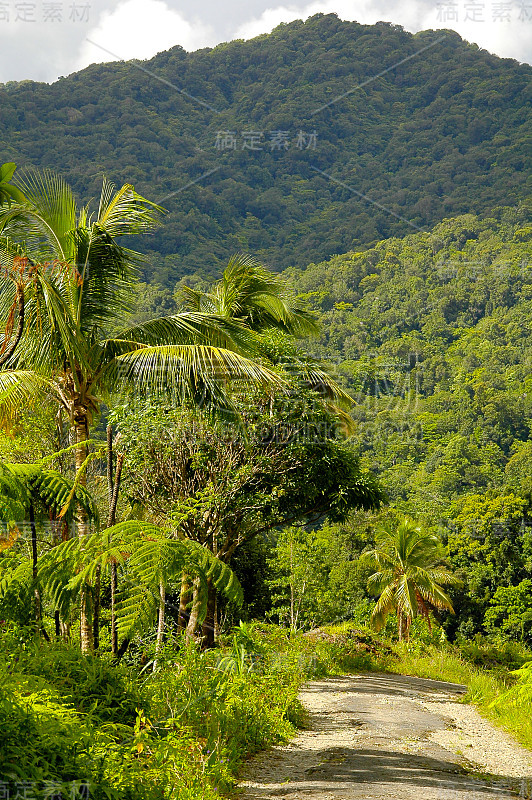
(0, 625, 305, 799)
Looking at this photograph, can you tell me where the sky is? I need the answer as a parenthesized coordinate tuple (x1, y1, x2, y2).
(0, 0, 531, 83)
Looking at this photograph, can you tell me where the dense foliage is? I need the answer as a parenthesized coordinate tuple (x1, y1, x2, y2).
(1, 15, 531, 282)
(280, 204, 532, 639)
(0, 624, 305, 799)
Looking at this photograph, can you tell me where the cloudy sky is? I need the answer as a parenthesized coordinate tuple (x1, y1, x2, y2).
(0, 0, 531, 83)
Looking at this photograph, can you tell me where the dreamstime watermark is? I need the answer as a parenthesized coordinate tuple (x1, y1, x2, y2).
(0, 780, 90, 799)
(435, 0, 532, 22)
(0, 0, 90, 22)
(435, 258, 532, 281)
(214, 130, 318, 152)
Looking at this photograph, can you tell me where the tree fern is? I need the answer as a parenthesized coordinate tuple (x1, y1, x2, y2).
(38, 521, 243, 645)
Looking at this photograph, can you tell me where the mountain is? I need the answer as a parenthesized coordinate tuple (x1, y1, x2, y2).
(0, 14, 531, 284)
(287, 203, 532, 639)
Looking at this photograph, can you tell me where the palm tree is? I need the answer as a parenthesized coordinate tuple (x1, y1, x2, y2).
(180, 252, 319, 336)
(0, 163, 25, 205)
(180, 253, 354, 425)
(0, 168, 283, 651)
(361, 516, 460, 641)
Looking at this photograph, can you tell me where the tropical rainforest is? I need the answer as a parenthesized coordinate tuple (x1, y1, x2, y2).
(0, 12, 532, 800)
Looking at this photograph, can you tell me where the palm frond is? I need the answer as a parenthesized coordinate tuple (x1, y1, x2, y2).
(371, 584, 397, 631)
(180, 253, 320, 337)
(0, 163, 26, 205)
(115, 312, 263, 354)
(395, 574, 418, 618)
(0, 370, 53, 428)
(1, 167, 77, 261)
(105, 344, 285, 404)
(96, 180, 163, 238)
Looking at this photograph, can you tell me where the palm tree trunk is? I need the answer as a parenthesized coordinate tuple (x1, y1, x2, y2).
(405, 615, 411, 643)
(201, 578, 216, 649)
(110, 562, 118, 655)
(398, 612, 404, 642)
(74, 416, 93, 654)
(109, 443, 125, 658)
(186, 577, 203, 639)
(94, 428, 125, 653)
(93, 566, 102, 651)
(178, 575, 192, 629)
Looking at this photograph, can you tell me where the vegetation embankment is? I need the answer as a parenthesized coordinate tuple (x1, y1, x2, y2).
(0, 623, 304, 800)
(3, 620, 532, 800)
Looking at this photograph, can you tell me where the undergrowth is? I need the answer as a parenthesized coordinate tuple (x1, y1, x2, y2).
(2, 620, 532, 799)
(0, 622, 305, 800)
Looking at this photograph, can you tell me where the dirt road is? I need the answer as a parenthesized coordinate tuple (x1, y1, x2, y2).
(237, 673, 532, 800)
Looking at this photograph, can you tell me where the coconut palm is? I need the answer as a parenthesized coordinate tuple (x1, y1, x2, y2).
(180, 252, 319, 336)
(0, 163, 25, 206)
(180, 253, 354, 419)
(0, 168, 283, 651)
(361, 516, 460, 641)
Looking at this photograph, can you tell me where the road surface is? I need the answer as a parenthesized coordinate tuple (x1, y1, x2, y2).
(237, 673, 532, 800)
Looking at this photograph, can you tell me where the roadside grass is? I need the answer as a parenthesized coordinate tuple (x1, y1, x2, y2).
(2, 619, 532, 799)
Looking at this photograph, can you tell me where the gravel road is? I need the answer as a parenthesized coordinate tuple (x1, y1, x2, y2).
(236, 673, 532, 800)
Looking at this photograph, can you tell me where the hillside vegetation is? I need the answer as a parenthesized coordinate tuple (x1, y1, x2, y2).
(1, 14, 531, 282)
(281, 204, 532, 638)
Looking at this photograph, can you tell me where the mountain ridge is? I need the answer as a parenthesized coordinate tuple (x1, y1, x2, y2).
(0, 14, 531, 284)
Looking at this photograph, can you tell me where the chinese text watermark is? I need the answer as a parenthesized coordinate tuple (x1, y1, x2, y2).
(214, 130, 318, 152)
(0, 1, 90, 22)
(436, 0, 532, 22)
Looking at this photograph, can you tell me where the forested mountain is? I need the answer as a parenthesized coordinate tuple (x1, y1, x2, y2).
(282, 204, 532, 638)
(0, 14, 531, 284)
(287, 203, 532, 508)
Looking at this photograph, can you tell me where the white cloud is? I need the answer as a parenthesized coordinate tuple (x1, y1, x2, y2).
(76, 0, 216, 70)
(0, 0, 530, 83)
